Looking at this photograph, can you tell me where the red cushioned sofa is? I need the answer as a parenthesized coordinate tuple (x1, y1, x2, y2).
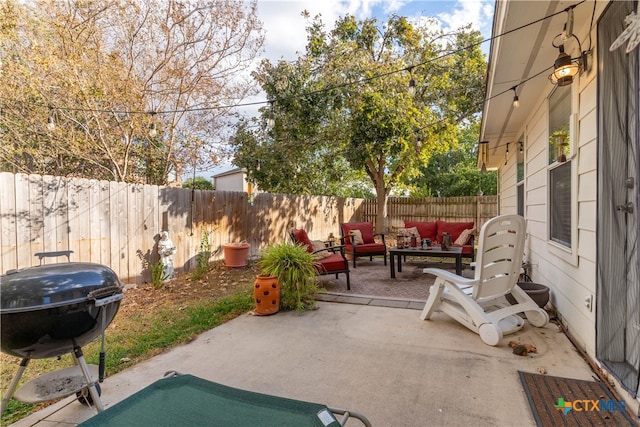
(403, 220, 475, 261)
(289, 229, 351, 290)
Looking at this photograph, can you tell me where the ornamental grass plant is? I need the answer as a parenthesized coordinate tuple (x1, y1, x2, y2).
(258, 242, 320, 311)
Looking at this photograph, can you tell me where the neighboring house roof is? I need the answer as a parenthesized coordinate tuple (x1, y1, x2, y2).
(480, 1, 594, 168)
(211, 167, 245, 178)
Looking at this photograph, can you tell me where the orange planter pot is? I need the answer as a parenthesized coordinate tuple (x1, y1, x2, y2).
(223, 243, 250, 268)
(253, 275, 280, 315)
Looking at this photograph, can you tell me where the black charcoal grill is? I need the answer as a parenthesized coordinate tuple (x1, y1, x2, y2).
(1, 253, 123, 414)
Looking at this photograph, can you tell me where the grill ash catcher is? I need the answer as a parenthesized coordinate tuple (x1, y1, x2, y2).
(1, 251, 124, 414)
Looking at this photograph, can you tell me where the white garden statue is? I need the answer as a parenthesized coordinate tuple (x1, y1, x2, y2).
(157, 231, 177, 281)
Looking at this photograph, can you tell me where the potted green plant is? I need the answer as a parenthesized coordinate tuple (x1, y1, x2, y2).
(258, 241, 319, 311)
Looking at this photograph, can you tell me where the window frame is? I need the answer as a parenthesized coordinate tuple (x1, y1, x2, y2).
(546, 85, 579, 266)
(516, 134, 525, 218)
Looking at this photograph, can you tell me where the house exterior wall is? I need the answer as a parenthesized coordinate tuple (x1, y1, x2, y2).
(214, 172, 247, 192)
(498, 40, 598, 358)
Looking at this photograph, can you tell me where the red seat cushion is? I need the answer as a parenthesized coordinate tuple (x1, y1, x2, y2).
(341, 222, 376, 244)
(344, 243, 385, 254)
(436, 221, 474, 243)
(404, 221, 437, 241)
(291, 229, 313, 253)
(317, 254, 347, 272)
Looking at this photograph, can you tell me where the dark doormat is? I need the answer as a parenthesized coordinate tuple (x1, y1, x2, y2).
(518, 371, 638, 426)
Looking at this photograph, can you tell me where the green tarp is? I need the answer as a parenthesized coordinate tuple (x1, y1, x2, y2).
(80, 374, 340, 427)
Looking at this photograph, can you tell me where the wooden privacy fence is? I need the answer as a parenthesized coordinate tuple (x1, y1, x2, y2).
(0, 172, 497, 284)
(362, 196, 498, 235)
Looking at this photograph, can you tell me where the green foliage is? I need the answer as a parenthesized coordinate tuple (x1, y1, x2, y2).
(1, 401, 35, 426)
(258, 242, 319, 311)
(149, 259, 168, 289)
(183, 176, 214, 190)
(192, 230, 213, 279)
(409, 122, 498, 197)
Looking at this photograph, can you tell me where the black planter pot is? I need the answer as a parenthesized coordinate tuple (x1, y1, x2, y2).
(506, 282, 550, 308)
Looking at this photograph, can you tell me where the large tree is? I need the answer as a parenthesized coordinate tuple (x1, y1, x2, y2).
(232, 13, 486, 231)
(0, 0, 264, 183)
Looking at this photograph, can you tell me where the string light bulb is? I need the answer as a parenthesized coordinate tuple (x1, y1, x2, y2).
(479, 141, 489, 172)
(267, 100, 275, 128)
(407, 66, 416, 96)
(512, 87, 519, 108)
(519, 141, 524, 153)
(148, 111, 157, 137)
(46, 106, 55, 131)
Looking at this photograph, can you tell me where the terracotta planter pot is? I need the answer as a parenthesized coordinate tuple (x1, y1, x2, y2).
(223, 243, 250, 268)
(253, 275, 280, 315)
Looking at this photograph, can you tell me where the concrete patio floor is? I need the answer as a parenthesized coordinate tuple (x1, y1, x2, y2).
(11, 297, 597, 427)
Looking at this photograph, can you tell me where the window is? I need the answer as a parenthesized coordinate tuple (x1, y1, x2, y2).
(516, 136, 524, 217)
(548, 85, 572, 247)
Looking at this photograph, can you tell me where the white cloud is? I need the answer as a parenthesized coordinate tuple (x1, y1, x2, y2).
(436, 0, 493, 34)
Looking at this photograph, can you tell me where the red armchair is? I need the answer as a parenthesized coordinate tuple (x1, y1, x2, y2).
(339, 222, 387, 268)
(289, 229, 351, 290)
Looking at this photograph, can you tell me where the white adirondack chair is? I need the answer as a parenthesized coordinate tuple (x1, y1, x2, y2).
(420, 214, 549, 346)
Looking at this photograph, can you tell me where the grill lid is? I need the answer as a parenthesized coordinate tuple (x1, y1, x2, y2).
(1, 262, 123, 313)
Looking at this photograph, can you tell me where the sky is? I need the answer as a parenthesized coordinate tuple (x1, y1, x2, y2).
(211, 0, 495, 176)
(256, 0, 494, 63)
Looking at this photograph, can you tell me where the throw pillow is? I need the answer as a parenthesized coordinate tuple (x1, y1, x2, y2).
(310, 240, 332, 259)
(349, 229, 364, 245)
(397, 227, 419, 238)
(454, 228, 474, 246)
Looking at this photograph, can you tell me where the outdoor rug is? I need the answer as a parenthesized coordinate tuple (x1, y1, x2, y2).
(317, 258, 470, 301)
(518, 371, 638, 426)
(318, 258, 475, 301)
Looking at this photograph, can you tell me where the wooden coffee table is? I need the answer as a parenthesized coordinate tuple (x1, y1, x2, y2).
(389, 246, 463, 278)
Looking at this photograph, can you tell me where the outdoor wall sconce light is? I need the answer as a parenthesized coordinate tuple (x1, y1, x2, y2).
(548, 7, 589, 87)
(549, 45, 579, 86)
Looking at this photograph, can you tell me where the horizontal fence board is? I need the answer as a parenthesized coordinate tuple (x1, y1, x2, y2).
(0, 172, 497, 283)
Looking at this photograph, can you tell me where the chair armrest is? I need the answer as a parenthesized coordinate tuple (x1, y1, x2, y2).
(323, 245, 345, 254)
(373, 233, 386, 245)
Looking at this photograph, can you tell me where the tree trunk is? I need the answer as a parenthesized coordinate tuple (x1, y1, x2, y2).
(374, 182, 389, 234)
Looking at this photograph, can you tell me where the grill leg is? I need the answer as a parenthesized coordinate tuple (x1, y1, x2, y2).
(1, 357, 30, 414)
(73, 346, 104, 413)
